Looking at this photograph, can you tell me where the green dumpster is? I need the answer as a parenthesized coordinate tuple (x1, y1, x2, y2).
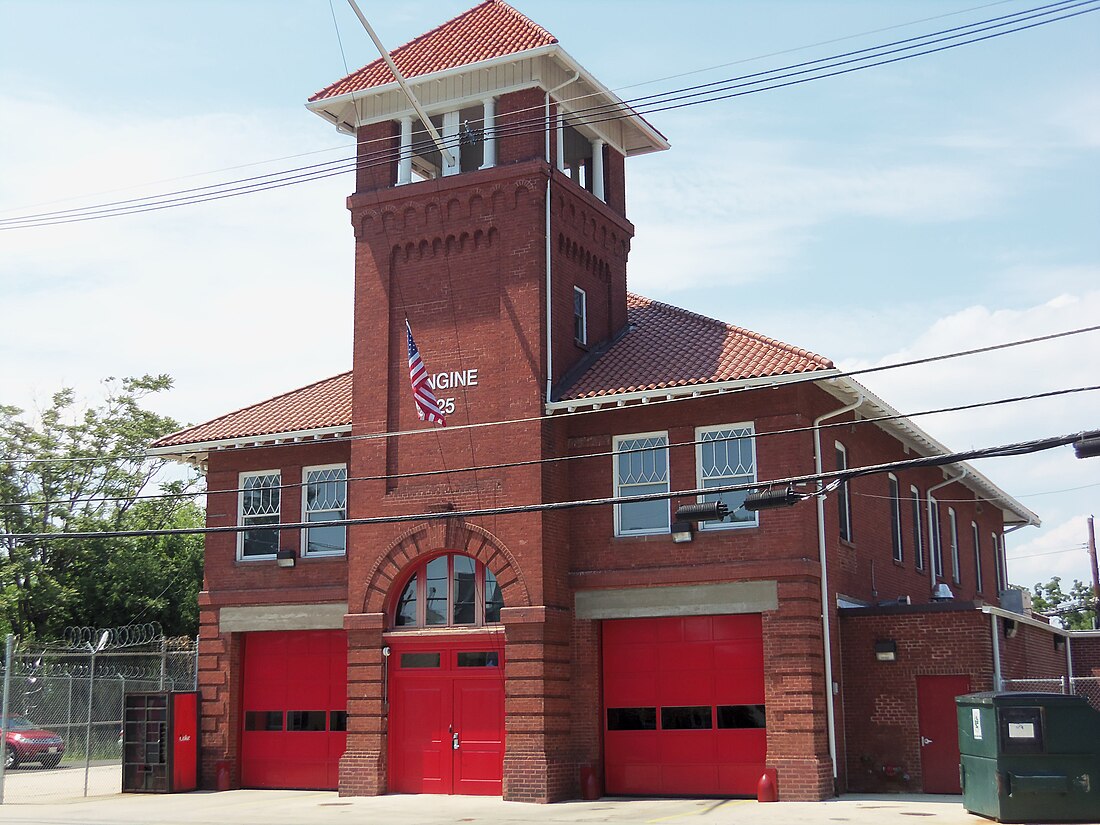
(956, 692, 1100, 823)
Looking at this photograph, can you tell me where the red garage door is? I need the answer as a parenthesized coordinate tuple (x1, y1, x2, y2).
(241, 630, 347, 790)
(602, 615, 766, 797)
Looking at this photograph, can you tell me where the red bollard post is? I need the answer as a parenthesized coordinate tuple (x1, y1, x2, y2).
(757, 768, 778, 803)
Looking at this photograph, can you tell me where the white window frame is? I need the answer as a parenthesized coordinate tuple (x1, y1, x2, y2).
(835, 441, 852, 542)
(929, 494, 943, 579)
(948, 507, 961, 585)
(695, 423, 758, 530)
(972, 521, 983, 594)
(993, 532, 1005, 593)
(613, 431, 670, 537)
(238, 470, 281, 561)
(573, 286, 588, 345)
(301, 463, 347, 558)
(910, 486, 925, 571)
(888, 474, 903, 562)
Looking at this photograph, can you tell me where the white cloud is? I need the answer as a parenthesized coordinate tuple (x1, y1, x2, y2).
(1007, 514, 1095, 592)
(0, 93, 354, 425)
(834, 290, 1100, 588)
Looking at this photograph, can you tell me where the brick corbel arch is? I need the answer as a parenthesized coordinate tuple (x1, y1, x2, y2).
(360, 518, 531, 617)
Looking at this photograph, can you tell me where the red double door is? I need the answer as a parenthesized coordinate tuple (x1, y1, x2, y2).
(388, 635, 506, 795)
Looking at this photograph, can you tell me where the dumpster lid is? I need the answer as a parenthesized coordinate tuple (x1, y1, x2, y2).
(955, 691, 1088, 707)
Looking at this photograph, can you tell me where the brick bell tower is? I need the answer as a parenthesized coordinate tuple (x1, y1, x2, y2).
(307, 1, 667, 801)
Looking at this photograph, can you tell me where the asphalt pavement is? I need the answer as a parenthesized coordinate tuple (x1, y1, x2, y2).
(5, 789, 1091, 825)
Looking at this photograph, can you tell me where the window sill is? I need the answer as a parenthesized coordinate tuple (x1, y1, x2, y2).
(697, 522, 759, 533)
(574, 338, 589, 351)
(839, 538, 856, 550)
(892, 559, 906, 568)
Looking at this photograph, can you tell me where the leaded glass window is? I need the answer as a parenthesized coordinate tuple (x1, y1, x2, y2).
(614, 433, 670, 536)
(303, 465, 346, 556)
(390, 554, 504, 629)
(240, 471, 280, 558)
(696, 424, 757, 529)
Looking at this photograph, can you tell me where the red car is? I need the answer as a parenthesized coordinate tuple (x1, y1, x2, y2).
(3, 716, 65, 769)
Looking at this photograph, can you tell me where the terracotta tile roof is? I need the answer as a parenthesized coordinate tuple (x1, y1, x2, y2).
(559, 294, 835, 400)
(309, 1, 557, 102)
(150, 372, 353, 450)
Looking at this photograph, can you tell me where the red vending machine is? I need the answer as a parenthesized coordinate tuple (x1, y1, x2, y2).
(122, 691, 200, 793)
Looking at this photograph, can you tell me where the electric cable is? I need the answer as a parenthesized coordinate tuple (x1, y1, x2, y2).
(2, 322, 1097, 466)
(3, 381, 1097, 509)
(0, 0, 1043, 218)
(1, 0, 1094, 229)
(1, 427, 1087, 542)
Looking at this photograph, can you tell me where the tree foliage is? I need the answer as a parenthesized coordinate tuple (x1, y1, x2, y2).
(0, 376, 203, 640)
(1030, 576, 1097, 631)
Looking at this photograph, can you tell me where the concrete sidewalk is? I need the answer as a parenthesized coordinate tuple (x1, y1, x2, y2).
(1, 790, 1070, 825)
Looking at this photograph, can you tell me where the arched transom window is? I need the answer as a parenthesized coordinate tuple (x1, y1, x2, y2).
(393, 554, 504, 628)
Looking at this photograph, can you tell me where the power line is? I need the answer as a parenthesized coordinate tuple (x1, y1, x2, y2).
(4, 381, 1097, 509)
(3, 322, 1098, 466)
(1008, 545, 1087, 559)
(0, 0, 1038, 219)
(1, 0, 1094, 229)
(1, 428, 1087, 542)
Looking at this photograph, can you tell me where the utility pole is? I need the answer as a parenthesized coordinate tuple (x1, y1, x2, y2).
(1088, 515, 1098, 630)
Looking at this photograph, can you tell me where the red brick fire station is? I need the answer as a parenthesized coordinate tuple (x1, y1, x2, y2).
(151, 0, 1097, 803)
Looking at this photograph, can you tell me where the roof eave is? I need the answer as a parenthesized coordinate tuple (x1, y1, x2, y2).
(305, 42, 561, 117)
(147, 424, 352, 462)
(546, 368, 841, 412)
(305, 43, 670, 156)
(820, 377, 1040, 528)
(549, 45, 670, 156)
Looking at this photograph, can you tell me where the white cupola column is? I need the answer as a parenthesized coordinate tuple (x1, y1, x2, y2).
(397, 116, 413, 185)
(591, 138, 605, 201)
(479, 97, 497, 169)
(442, 110, 461, 176)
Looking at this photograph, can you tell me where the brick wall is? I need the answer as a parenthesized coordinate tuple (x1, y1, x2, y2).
(839, 604, 993, 793)
(1072, 635, 1100, 676)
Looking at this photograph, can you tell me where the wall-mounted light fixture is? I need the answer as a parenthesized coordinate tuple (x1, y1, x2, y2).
(276, 548, 296, 568)
(670, 521, 694, 543)
(874, 639, 898, 662)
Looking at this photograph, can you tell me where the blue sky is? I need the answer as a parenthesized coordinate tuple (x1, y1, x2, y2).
(1, 0, 1098, 593)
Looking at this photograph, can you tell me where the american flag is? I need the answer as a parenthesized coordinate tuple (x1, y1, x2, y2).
(406, 320, 446, 426)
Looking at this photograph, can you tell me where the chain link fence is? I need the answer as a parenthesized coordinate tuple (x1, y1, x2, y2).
(0, 625, 197, 804)
(1002, 676, 1100, 711)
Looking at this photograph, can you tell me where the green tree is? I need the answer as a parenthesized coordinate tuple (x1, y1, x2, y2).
(0, 376, 203, 640)
(1030, 576, 1097, 631)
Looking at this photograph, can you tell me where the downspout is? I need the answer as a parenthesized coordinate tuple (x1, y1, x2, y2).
(927, 470, 966, 582)
(545, 71, 579, 404)
(1066, 634, 1074, 694)
(990, 611, 1003, 691)
(813, 389, 863, 785)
